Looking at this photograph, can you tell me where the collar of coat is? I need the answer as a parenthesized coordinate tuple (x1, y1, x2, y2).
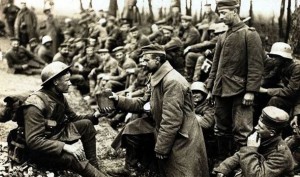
(150, 61, 173, 87)
(228, 21, 247, 33)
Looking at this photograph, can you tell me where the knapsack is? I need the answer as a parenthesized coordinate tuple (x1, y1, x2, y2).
(1, 91, 49, 164)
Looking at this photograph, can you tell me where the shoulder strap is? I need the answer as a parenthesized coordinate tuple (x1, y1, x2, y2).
(31, 91, 51, 118)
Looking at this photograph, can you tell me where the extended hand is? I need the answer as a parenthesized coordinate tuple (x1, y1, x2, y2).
(206, 91, 214, 106)
(290, 115, 299, 128)
(247, 131, 261, 148)
(242, 92, 254, 106)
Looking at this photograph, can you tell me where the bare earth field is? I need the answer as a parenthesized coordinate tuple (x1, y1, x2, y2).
(0, 37, 124, 174)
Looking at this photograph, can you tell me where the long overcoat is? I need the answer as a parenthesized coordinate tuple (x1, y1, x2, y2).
(117, 61, 209, 177)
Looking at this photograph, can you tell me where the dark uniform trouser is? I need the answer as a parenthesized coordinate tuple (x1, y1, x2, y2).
(124, 134, 157, 172)
(30, 119, 106, 177)
(214, 94, 253, 147)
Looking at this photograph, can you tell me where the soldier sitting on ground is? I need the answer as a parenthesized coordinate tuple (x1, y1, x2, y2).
(5, 37, 46, 75)
(23, 61, 107, 177)
(103, 46, 137, 92)
(214, 106, 295, 177)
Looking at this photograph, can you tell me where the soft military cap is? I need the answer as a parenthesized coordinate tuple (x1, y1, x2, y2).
(260, 106, 289, 129)
(155, 19, 166, 25)
(112, 46, 124, 53)
(141, 44, 166, 56)
(29, 38, 37, 43)
(97, 48, 109, 53)
(10, 37, 19, 42)
(161, 26, 174, 32)
(181, 15, 193, 21)
(216, 0, 240, 10)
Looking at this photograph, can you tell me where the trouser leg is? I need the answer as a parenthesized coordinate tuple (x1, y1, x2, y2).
(193, 55, 205, 82)
(73, 119, 99, 169)
(185, 52, 201, 82)
(31, 152, 106, 177)
(232, 94, 253, 148)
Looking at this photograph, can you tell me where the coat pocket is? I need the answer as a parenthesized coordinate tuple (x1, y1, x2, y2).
(222, 74, 246, 95)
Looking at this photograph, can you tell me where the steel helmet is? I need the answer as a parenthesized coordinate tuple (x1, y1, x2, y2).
(42, 35, 52, 45)
(41, 61, 70, 86)
(268, 42, 293, 60)
(191, 82, 208, 94)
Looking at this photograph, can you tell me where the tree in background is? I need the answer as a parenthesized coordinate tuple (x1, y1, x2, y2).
(108, 0, 118, 17)
(289, 5, 300, 58)
(285, 0, 291, 42)
(279, 0, 285, 39)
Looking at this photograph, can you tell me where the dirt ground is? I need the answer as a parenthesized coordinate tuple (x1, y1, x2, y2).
(0, 37, 124, 174)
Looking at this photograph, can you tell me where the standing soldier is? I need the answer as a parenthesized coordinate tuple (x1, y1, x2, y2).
(3, 0, 20, 37)
(102, 44, 209, 177)
(206, 0, 264, 160)
(14, 0, 38, 47)
(40, 7, 62, 54)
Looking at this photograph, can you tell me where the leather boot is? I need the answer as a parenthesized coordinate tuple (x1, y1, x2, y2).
(81, 163, 107, 177)
(83, 136, 99, 169)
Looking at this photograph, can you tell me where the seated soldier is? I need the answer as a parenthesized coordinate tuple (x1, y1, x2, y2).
(71, 46, 102, 95)
(259, 42, 300, 116)
(5, 38, 46, 75)
(214, 106, 295, 177)
(103, 46, 137, 92)
(27, 38, 40, 55)
(191, 81, 216, 172)
(23, 62, 106, 177)
(184, 23, 228, 82)
(37, 35, 54, 64)
(53, 43, 72, 65)
(160, 25, 184, 75)
(88, 49, 118, 97)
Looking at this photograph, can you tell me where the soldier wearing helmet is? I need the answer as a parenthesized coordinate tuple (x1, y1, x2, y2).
(23, 62, 107, 177)
(37, 35, 54, 63)
(260, 42, 300, 115)
(191, 82, 214, 129)
(191, 81, 216, 172)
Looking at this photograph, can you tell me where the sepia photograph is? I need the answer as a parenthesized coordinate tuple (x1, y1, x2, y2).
(0, 0, 300, 176)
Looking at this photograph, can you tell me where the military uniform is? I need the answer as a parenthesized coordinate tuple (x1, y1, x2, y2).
(5, 45, 45, 75)
(214, 106, 295, 177)
(3, 2, 20, 36)
(23, 62, 106, 177)
(53, 52, 72, 65)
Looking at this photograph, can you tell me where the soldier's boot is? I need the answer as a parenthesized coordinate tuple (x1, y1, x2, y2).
(81, 163, 107, 177)
(83, 136, 99, 170)
(185, 67, 194, 82)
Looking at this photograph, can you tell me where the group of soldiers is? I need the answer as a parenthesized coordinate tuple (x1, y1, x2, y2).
(2, 0, 300, 177)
